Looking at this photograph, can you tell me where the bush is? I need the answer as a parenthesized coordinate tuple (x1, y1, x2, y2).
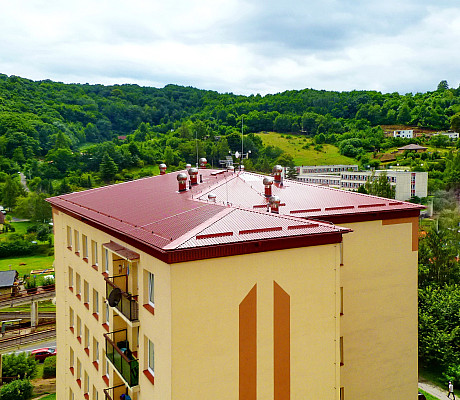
(0, 379, 33, 400)
(444, 364, 460, 384)
(2, 353, 37, 379)
(42, 356, 56, 379)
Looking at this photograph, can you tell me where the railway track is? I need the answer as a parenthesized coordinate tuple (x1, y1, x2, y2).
(0, 328, 56, 351)
(0, 312, 55, 320)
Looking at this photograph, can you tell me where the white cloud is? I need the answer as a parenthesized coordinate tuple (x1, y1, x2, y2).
(0, 0, 459, 94)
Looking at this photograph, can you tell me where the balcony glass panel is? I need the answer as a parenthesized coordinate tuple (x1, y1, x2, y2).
(105, 275, 139, 321)
(105, 329, 139, 387)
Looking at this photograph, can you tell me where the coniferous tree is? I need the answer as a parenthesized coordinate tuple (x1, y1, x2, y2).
(99, 153, 118, 182)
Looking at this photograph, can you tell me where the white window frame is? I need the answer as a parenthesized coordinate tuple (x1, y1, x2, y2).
(148, 339, 154, 375)
(148, 272, 154, 306)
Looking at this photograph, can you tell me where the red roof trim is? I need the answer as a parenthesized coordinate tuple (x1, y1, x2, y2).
(290, 208, 321, 214)
(325, 205, 354, 211)
(287, 224, 319, 230)
(357, 203, 386, 208)
(196, 232, 233, 240)
(239, 227, 282, 235)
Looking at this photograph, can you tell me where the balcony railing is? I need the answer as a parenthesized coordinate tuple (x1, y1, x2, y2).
(105, 275, 139, 321)
(104, 329, 139, 387)
(103, 383, 127, 400)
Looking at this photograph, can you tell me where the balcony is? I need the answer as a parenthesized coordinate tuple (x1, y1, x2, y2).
(104, 384, 128, 400)
(104, 329, 139, 387)
(105, 275, 139, 322)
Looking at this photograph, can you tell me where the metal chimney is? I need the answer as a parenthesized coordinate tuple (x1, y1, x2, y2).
(273, 165, 283, 183)
(228, 165, 235, 173)
(199, 158, 207, 169)
(177, 173, 187, 192)
(189, 167, 199, 185)
(269, 195, 281, 213)
(186, 164, 192, 171)
(208, 193, 217, 202)
(159, 163, 167, 175)
(263, 176, 274, 197)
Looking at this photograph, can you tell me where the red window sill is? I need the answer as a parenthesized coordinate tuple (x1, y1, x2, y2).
(69, 367, 74, 375)
(76, 294, 81, 301)
(84, 347, 89, 356)
(92, 265, 98, 271)
(93, 361, 99, 371)
(92, 313, 99, 321)
(340, 362, 344, 366)
(102, 375, 109, 386)
(84, 394, 89, 400)
(84, 303, 89, 310)
(143, 304, 155, 315)
(69, 287, 73, 292)
(102, 272, 108, 278)
(77, 336, 82, 344)
(76, 378, 81, 387)
(143, 369, 155, 385)
(69, 327, 74, 334)
(75, 251, 80, 256)
(83, 257, 88, 263)
(67, 246, 72, 251)
(102, 323, 109, 332)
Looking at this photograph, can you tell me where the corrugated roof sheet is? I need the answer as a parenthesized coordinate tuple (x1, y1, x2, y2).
(47, 169, 422, 252)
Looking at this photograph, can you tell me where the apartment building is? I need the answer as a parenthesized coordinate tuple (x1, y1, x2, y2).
(48, 166, 422, 400)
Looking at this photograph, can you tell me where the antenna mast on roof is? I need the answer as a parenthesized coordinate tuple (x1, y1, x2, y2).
(241, 116, 244, 171)
(195, 130, 199, 167)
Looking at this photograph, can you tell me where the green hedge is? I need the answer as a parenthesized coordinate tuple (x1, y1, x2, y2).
(0, 379, 33, 400)
(43, 356, 56, 379)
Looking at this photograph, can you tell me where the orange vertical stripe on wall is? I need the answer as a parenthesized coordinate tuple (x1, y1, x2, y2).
(239, 284, 257, 400)
(274, 281, 290, 400)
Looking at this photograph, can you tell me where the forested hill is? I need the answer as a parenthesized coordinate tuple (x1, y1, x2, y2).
(1, 73, 460, 197)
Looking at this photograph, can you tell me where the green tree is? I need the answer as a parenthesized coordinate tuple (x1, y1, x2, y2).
(99, 153, 118, 182)
(54, 131, 71, 149)
(437, 80, 449, 91)
(450, 112, 460, 132)
(397, 104, 411, 125)
(364, 172, 395, 199)
(1, 176, 23, 210)
(2, 352, 37, 379)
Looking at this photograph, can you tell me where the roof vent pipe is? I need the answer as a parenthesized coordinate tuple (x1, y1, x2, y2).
(208, 193, 217, 202)
(159, 163, 167, 175)
(199, 158, 207, 169)
(177, 173, 188, 192)
(228, 165, 235, 173)
(263, 176, 274, 197)
(186, 164, 192, 171)
(273, 165, 283, 183)
(269, 195, 281, 213)
(240, 165, 245, 172)
(189, 167, 199, 185)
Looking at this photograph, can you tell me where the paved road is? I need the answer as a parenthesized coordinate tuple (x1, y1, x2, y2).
(4, 339, 56, 355)
(419, 381, 447, 399)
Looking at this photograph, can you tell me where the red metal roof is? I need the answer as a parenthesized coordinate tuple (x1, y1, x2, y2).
(47, 169, 422, 262)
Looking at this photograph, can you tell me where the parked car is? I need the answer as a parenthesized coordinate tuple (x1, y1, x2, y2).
(31, 347, 56, 362)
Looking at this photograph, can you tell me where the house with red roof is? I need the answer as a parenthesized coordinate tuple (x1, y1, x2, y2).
(48, 164, 422, 400)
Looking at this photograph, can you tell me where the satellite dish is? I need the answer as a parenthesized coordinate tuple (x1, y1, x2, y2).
(108, 288, 122, 307)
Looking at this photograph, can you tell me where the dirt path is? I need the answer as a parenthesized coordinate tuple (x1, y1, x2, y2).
(419, 381, 449, 399)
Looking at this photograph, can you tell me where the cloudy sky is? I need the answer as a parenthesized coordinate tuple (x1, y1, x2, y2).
(1, 0, 459, 95)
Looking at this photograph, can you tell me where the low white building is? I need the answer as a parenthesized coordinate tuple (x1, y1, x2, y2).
(341, 170, 428, 200)
(435, 131, 459, 139)
(297, 164, 358, 174)
(393, 130, 414, 138)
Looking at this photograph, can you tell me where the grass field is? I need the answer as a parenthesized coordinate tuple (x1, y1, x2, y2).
(0, 255, 54, 277)
(0, 299, 55, 313)
(255, 132, 356, 166)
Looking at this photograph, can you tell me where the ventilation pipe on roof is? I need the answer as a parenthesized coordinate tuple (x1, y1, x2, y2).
(186, 163, 192, 171)
(189, 167, 199, 185)
(159, 163, 167, 175)
(263, 176, 274, 197)
(269, 195, 281, 213)
(240, 165, 245, 172)
(177, 173, 187, 192)
(228, 165, 235, 173)
(273, 165, 283, 183)
(199, 158, 207, 169)
(208, 193, 217, 202)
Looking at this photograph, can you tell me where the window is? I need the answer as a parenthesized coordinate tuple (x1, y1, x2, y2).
(340, 387, 344, 400)
(340, 336, 344, 366)
(84, 371, 89, 395)
(93, 289, 99, 316)
(105, 301, 110, 327)
(77, 358, 82, 381)
(67, 226, 72, 248)
(84, 281, 89, 306)
(74, 230, 80, 254)
(69, 388, 74, 400)
(93, 338, 99, 364)
(77, 317, 81, 342)
(84, 325, 90, 351)
(76, 273, 81, 299)
(70, 347, 74, 371)
(91, 240, 98, 266)
(104, 248, 109, 274)
(148, 272, 154, 306)
(148, 339, 154, 375)
(68, 267, 73, 290)
(69, 308, 74, 332)
(340, 287, 344, 315)
(93, 386, 99, 400)
(82, 234, 88, 260)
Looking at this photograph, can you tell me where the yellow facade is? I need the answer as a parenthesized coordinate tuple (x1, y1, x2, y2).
(52, 204, 419, 400)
